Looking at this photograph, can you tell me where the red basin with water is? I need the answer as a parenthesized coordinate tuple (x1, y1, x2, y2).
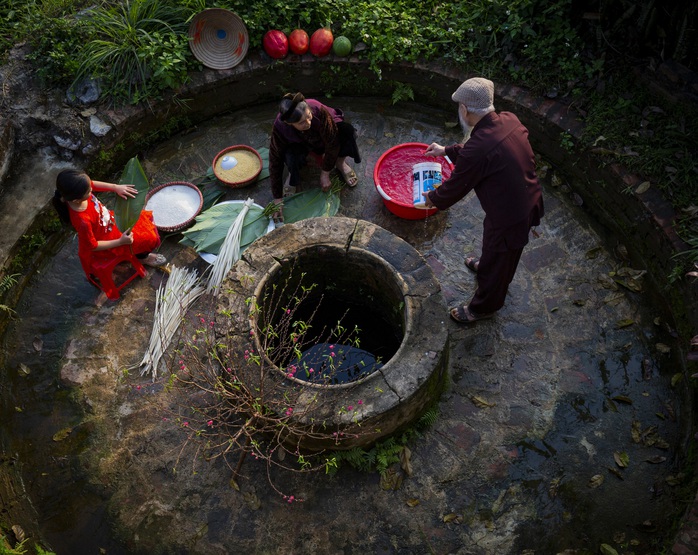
(373, 142, 454, 220)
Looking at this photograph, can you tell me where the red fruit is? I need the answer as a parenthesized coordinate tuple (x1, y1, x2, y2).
(289, 29, 309, 55)
(263, 30, 288, 59)
(309, 28, 334, 57)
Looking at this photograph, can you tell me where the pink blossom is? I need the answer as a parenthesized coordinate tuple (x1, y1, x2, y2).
(330, 352, 336, 357)
(288, 495, 295, 503)
(347, 405, 353, 411)
(358, 400, 363, 405)
(207, 420, 213, 427)
(183, 422, 189, 427)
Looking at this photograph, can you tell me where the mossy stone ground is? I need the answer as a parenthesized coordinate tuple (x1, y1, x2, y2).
(0, 97, 686, 554)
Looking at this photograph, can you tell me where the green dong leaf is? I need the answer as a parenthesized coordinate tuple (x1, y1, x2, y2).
(114, 157, 149, 232)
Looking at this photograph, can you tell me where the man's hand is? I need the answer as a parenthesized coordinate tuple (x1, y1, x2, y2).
(422, 193, 435, 208)
(424, 143, 446, 158)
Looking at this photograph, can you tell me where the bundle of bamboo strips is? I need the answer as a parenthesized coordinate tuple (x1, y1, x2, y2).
(206, 197, 254, 296)
(138, 265, 206, 379)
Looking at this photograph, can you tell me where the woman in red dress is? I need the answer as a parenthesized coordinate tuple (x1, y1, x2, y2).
(52, 169, 165, 278)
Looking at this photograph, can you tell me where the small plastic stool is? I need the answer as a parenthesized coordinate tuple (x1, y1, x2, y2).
(86, 251, 147, 300)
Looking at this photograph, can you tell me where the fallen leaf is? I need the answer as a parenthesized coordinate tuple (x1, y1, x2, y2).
(406, 498, 420, 507)
(631, 420, 642, 443)
(671, 373, 683, 387)
(613, 451, 629, 468)
(243, 490, 261, 510)
(597, 274, 618, 291)
(380, 466, 403, 491)
(18, 364, 31, 376)
(635, 181, 650, 194)
(399, 446, 413, 477)
(471, 395, 496, 408)
(588, 474, 604, 488)
(644, 456, 666, 464)
(607, 466, 624, 480)
(612, 395, 633, 404)
(33, 336, 43, 352)
(600, 544, 619, 555)
(592, 135, 607, 146)
(656, 343, 671, 354)
(615, 319, 634, 329)
(585, 246, 603, 259)
(52, 428, 72, 442)
(443, 513, 462, 524)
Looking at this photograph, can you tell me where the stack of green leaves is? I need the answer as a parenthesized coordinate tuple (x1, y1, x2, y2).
(180, 187, 341, 256)
(180, 202, 270, 256)
(282, 187, 341, 223)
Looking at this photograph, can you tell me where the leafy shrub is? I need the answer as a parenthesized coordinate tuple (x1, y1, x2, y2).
(72, 0, 194, 104)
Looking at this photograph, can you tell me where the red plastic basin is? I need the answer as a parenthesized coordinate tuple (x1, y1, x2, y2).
(373, 142, 454, 220)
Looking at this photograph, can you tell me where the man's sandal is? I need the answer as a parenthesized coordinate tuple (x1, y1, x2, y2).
(464, 257, 479, 273)
(449, 304, 493, 325)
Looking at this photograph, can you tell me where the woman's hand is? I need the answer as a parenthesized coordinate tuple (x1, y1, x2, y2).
(115, 184, 138, 199)
(271, 198, 284, 223)
(320, 170, 332, 192)
(424, 143, 446, 158)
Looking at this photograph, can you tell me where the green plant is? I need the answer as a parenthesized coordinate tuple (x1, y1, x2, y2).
(559, 131, 575, 153)
(329, 405, 439, 474)
(390, 82, 414, 105)
(0, 273, 19, 315)
(580, 72, 698, 210)
(72, 0, 192, 104)
(0, 535, 26, 555)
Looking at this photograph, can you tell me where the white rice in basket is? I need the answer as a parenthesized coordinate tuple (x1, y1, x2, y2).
(146, 185, 201, 228)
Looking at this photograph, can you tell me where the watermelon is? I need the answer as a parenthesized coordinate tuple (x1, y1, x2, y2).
(309, 28, 333, 57)
(263, 30, 288, 59)
(332, 36, 352, 57)
(289, 29, 309, 55)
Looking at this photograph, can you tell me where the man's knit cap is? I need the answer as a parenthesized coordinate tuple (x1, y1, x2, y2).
(451, 77, 494, 111)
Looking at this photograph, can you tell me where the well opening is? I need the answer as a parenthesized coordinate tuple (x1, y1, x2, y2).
(256, 246, 404, 387)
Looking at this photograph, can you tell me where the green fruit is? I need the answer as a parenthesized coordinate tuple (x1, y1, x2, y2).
(332, 36, 352, 57)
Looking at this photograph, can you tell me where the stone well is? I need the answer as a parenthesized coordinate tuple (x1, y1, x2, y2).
(214, 216, 449, 450)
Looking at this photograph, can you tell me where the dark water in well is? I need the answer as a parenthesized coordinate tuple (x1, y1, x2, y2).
(0, 97, 690, 554)
(293, 342, 382, 384)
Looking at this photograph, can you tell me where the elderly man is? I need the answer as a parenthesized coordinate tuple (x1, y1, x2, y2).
(423, 77, 544, 324)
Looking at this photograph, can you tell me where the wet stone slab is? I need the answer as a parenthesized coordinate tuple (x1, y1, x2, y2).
(0, 97, 688, 554)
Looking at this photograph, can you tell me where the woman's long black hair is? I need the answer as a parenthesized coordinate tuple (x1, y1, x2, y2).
(53, 169, 91, 225)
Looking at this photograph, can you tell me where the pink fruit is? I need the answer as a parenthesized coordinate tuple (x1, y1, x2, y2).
(263, 30, 288, 59)
(309, 28, 334, 57)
